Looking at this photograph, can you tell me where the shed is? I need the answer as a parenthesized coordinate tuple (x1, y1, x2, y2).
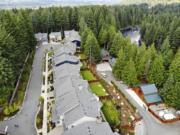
(140, 84, 162, 105)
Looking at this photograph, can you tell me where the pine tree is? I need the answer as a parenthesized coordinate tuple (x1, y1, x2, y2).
(169, 18, 180, 52)
(109, 33, 123, 57)
(81, 28, 92, 51)
(0, 56, 15, 87)
(136, 44, 149, 79)
(107, 25, 116, 50)
(160, 37, 173, 68)
(169, 49, 180, 82)
(122, 59, 138, 86)
(174, 82, 180, 109)
(161, 49, 180, 109)
(160, 74, 177, 108)
(98, 25, 108, 47)
(172, 27, 180, 52)
(113, 49, 126, 79)
(79, 17, 87, 34)
(147, 55, 165, 87)
(84, 33, 101, 63)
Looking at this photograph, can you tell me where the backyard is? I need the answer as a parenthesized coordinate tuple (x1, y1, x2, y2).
(89, 82, 107, 97)
(79, 53, 87, 60)
(81, 70, 96, 81)
(101, 100, 120, 126)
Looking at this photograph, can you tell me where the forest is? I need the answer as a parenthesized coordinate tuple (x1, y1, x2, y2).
(0, 10, 36, 109)
(0, 4, 179, 109)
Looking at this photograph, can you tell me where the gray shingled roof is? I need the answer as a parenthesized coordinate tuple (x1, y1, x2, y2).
(49, 32, 61, 39)
(54, 43, 76, 57)
(52, 39, 119, 135)
(69, 30, 81, 41)
(57, 91, 79, 113)
(62, 122, 119, 135)
(62, 76, 101, 127)
(52, 75, 101, 126)
(65, 30, 81, 42)
(52, 76, 79, 123)
(53, 53, 79, 66)
(53, 63, 80, 81)
(35, 33, 47, 41)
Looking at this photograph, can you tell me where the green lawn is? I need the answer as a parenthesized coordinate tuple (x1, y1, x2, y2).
(101, 100, 120, 126)
(89, 82, 107, 96)
(48, 51, 54, 57)
(79, 54, 87, 60)
(81, 70, 96, 81)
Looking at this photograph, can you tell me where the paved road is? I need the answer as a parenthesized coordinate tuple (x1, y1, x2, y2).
(0, 44, 49, 135)
(98, 71, 180, 135)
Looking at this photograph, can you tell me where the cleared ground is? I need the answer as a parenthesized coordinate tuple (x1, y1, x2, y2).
(89, 82, 107, 97)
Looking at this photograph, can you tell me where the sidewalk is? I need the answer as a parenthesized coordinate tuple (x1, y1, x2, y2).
(42, 53, 49, 135)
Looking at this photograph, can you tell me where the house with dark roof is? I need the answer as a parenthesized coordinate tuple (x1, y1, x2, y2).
(53, 42, 77, 57)
(65, 30, 81, 47)
(63, 122, 119, 135)
(50, 35, 119, 135)
(53, 53, 79, 67)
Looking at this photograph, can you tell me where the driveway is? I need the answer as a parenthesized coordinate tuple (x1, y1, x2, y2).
(98, 71, 180, 135)
(0, 44, 49, 135)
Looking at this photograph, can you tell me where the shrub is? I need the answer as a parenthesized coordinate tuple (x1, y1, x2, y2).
(102, 100, 120, 126)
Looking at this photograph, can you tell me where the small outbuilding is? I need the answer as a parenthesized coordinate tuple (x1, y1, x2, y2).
(134, 84, 162, 106)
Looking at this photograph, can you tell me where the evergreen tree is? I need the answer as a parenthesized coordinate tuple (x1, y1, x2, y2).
(169, 49, 180, 82)
(169, 18, 180, 52)
(0, 56, 15, 87)
(136, 44, 148, 79)
(160, 37, 173, 68)
(147, 55, 165, 87)
(113, 49, 126, 79)
(107, 25, 116, 50)
(161, 74, 176, 107)
(79, 17, 87, 34)
(122, 59, 138, 86)
(109, 33, 124, 57)
(84, 33, 101, 63)
(81, 28, 92, 51)
(172, 27, 180, 52)
(98, 25, 109, 47)
(161, 49, 180, 109)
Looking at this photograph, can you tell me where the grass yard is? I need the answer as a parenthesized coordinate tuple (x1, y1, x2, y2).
(81, 70, 96, 81)
(79, 53, 87, 60)
(101, 100, 120, 126)
(89, 82, 107, 96)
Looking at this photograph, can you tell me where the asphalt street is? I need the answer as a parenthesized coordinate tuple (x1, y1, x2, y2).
(98, 71, 180, 135)
(0, 44, 49, 135)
